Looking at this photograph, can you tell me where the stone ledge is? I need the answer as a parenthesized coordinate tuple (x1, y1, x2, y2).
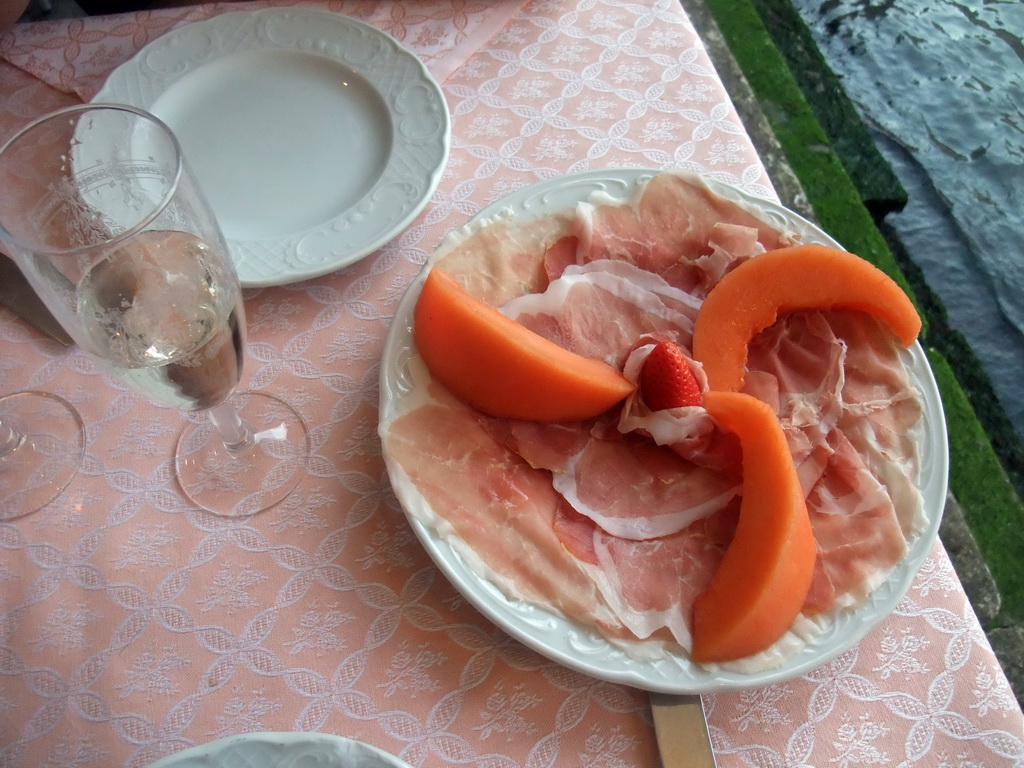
(679, 0, 813, 221)
(989, 627, 1024, 706)
(940, 492, 1001, 626)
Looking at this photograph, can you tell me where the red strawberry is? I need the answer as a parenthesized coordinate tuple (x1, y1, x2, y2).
(639, 341, 702, 410)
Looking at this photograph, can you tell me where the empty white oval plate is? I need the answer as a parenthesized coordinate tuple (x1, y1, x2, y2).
(144, 732, 413, 768)
(95, 9, 450, 287)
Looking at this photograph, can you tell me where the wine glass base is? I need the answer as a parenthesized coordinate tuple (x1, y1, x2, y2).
(0, 391, 85, 521)
(175, 391, 310, 517)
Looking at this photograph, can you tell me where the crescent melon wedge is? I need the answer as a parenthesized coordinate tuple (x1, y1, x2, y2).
(413, 268, 634, 422)
(692, 244, 922, 392)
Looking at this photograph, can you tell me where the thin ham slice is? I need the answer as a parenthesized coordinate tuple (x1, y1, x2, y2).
(480, 412, 738, 542)
(552, 435, 736, 540)
(744, 311, 849, 495)
(432, 209, 570, 307)
(382, 363, 629, 638)
(554, 498, 740, 650)
(503, 259, 700, 367)
(827, 311, 924, 538)
(574, 173, 791, 293)
(486, 264, 740, 542)
(585, 509, 735, 649)
(805, 428, 910, 609)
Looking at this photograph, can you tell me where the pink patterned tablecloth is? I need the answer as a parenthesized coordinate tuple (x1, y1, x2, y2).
(1, 1, 1023, 766)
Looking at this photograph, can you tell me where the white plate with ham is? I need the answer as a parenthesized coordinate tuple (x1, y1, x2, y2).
(378, 169, 948, 694)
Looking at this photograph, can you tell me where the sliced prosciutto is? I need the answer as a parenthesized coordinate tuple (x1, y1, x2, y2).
(382, 364, 629, 638)
(584, 506, 738, 649)
(552, 435, 736, 541)
(573, 173, 792, 294)
(503, 260, 701, 367)
(485, 416, 738, 541)
(381, 171, 925, 670)
(746, 310, 922, 610)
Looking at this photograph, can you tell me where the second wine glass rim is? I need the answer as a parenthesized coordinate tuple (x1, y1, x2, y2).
(0, 102, 185, 258)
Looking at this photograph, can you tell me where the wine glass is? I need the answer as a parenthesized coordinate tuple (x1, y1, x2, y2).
(0, 390, 85, 520)
(0, 104, 310, 517)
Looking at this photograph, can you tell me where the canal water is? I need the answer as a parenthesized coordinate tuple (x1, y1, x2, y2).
(788, 0, 1024, 439)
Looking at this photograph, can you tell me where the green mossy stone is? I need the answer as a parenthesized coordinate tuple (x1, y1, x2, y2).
(748, 0, 908, 218)
(929, 350, 1024, 625)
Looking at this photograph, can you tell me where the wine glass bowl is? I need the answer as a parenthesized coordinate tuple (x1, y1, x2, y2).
(0, 104, 309, 517)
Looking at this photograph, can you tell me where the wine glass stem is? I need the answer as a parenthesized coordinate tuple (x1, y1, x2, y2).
(208, 401, 255, 456)
(0, 419, 26, 458)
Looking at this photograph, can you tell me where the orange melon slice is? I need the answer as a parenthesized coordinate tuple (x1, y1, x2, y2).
(413, 268, 635, 421)
(692, 243, 922, 391)
(691, 390, 816, 663)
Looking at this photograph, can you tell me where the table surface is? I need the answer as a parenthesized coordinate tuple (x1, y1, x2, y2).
(1, 1, 1023, 766)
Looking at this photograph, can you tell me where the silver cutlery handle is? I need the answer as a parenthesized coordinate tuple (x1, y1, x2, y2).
(650, 693, 718, 768)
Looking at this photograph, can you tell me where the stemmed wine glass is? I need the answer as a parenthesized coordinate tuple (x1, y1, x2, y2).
(0, 104, 310, 517)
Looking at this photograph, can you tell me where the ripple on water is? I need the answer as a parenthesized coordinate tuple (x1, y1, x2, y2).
(792, 0, 1024, 437)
